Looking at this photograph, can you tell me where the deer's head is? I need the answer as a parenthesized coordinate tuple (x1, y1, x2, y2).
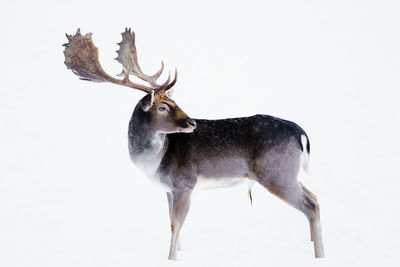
(138, 90, 196, 133)
(63, 28, 196, 134)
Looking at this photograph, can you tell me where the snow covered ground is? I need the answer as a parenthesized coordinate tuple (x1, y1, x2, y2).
(1, 0, 399, 266)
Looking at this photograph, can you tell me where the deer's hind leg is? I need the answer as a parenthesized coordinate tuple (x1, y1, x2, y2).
(252, 142, 325, 258)
(299, 182, 318, 242)
(257, 173, 324, 258)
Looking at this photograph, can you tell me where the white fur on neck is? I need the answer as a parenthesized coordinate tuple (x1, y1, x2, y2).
(131, 132, 169, 190)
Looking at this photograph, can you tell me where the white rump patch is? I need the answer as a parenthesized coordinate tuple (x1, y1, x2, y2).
(301, 135, 310, 174)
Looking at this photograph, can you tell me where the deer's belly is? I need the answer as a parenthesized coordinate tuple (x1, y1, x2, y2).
(195, 176, 248, 190)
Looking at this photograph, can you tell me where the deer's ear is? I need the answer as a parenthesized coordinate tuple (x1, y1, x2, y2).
(165, 88, 174, 98)
(140, 91, 155, 112)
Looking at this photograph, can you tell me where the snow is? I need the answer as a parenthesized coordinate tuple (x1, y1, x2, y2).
(1, 0, 400, 266)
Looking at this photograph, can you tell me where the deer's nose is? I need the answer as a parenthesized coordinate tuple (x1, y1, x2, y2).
(187, 119, 196, 129)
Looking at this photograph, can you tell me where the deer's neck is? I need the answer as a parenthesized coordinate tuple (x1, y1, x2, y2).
(128, 106, 167, 176)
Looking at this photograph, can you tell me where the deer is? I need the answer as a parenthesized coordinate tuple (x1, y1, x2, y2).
(63, 28, 325, 260)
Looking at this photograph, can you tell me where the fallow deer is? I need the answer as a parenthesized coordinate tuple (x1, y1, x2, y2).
(63, 28, 325, 260)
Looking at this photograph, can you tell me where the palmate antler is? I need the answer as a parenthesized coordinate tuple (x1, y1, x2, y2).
(63, 28, 177, 94)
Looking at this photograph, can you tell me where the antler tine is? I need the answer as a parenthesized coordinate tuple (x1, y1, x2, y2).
(63, 29, 154, 94)
(150, 61, 165, 84)
(165, 68, 178, 90)
(157, 70, 172, 91)
(153, 68, 178, 94)
(115, 29, 169, 89)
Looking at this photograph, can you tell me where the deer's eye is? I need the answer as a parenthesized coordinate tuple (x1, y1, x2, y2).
(158, 106, 167, 112)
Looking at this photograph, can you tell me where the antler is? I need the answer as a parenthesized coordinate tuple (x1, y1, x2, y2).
(63, 28, 176, 94)
(116, 28, 165, 88)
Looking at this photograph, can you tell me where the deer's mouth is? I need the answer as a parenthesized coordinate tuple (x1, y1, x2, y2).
(186, 119, 196, 129)
(177, 119, 196, 133)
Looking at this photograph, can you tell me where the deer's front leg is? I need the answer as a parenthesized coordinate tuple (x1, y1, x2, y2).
(168, 190, 192, 261)
(166, 192, 182, 251)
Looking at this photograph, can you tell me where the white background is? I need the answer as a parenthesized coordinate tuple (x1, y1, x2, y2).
(1, 0, 399, 266)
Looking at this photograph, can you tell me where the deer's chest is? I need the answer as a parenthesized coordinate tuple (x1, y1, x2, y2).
(128, 134, 172, 190)
(132, 157, 173, 191)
